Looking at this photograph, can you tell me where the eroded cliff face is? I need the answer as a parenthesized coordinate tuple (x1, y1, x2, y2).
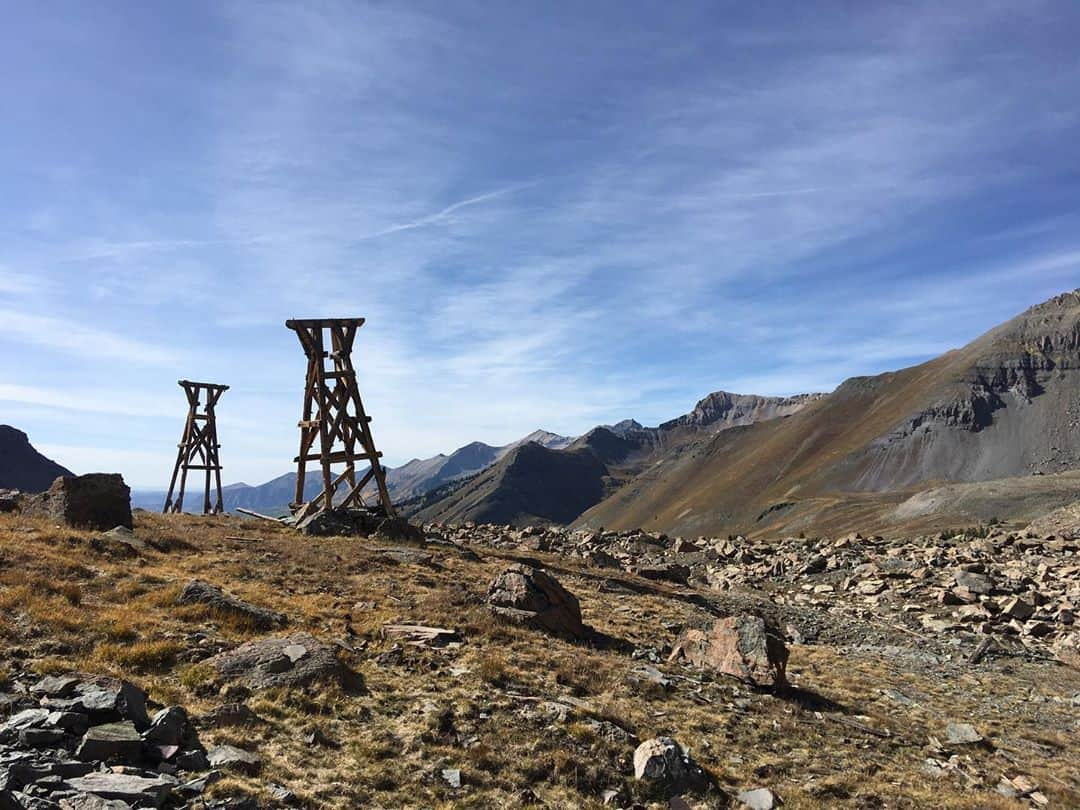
(905, 298, 1080, 434)
(847, 292, 1080, 489)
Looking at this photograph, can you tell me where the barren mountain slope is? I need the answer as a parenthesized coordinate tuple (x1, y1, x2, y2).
(0, 425, 73, 492)
(578, 290, 1080, 537)
(385, 431, 575, 503)
(410, 439, 614, 526)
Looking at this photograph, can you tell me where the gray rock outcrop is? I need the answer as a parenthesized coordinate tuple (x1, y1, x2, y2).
(31, 474, 132, 530)
(632, 736, 707, 793)
(177, 579, 287, 630)
(205, 633, 362, 691)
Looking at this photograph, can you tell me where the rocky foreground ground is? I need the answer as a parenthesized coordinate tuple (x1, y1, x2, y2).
(0, 500, 1078, 808)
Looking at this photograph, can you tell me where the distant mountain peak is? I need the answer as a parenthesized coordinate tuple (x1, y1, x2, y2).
(604, 419, 646, 437)
(660, 390, 825, 432)
(518, 429, 575, 448)
(411, 388, 822, 528)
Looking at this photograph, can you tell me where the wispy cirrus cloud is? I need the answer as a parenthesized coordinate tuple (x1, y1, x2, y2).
(2, 1, 1079, 485)
(0, 310, 178, 366)
(0, 265, 42, 295)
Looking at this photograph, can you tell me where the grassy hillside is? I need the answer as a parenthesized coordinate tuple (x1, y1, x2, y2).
(1, 509, 1077, 807)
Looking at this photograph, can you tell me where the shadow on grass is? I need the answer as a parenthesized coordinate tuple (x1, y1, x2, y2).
(779, 683, 848, 713)
(586, 627, 635, 654)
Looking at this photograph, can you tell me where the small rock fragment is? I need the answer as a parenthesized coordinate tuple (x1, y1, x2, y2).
(739, 787, 781, 809)
(944, 722, 983, 746)
(441, 768, 462, 788)
(207, 744, 261, 775)
(633, 737, 706, 792)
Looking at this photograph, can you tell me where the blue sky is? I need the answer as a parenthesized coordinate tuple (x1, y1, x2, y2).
(1, 1, 1079, 487)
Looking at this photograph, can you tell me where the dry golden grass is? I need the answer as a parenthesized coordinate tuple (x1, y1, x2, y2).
(0, 510, 1077, 808)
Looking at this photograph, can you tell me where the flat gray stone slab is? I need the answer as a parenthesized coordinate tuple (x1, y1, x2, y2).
(178, 579, 287, 630)
(945, 722, 984, 745)
(739, 787, 779, 809)
(76, 721, 143, 763)
(31, 675, 81, 698)
(64, 772, 174, 808)
(207, 744, 261, 775)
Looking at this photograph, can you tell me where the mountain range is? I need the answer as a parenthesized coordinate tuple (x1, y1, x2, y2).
(13, 289, 1080, 537)
(128, 428, 575, 514)
(575, 289, 1080, 537)
(405, 392, 822, 526)
(407, 290, 1080, 537)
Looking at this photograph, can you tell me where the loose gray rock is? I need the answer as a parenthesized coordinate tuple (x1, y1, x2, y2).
(944, 722, 984, 746)
(632, 737, 706, 793)
(0, 488, 19, 513)
(0, 709, 51, 742)
(43, 679, 150, 731)
(739, 787, 781, 809)
(143, 706, 191, 750)
(268, 783, 297, 804)
(486, 564, 588, 639)
(177, 580, 287, 630)
(954, 570, 994, 595)
(31, 473, 132, 530)
(298, 507, 424, 541)
(207, 744, 261, 775)
(19, 727, 64, 747)
(441, 768, 462, 788)
(59, 795, 133, 810)
(175, 770, 222, 800)
(64, 772, 174, 808)
(75, 721, 143, 763)
(30, 676, 80, 699)
(90, 525, 148, 556)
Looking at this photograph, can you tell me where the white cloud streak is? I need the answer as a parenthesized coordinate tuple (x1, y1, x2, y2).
(0, 310, 178, 366)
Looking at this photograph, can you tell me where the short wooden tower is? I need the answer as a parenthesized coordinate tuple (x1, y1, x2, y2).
(286, 318, 395, 521)
(163, 380, 229, 514)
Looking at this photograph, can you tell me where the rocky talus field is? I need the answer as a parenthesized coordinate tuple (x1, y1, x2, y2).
(0, 502, 1078, 809)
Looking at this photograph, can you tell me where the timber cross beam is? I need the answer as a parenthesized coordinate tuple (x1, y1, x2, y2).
(163, 380, 229, 515)
(285, 317, 396, 521)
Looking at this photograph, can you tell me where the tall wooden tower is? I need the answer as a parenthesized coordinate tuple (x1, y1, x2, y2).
(286, 318, 395, 521)
(163, 380, 228, 515)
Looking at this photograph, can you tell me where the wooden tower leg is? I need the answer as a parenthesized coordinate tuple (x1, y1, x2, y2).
(287, 317, 396, 522)
(162, 380, 230, 516)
